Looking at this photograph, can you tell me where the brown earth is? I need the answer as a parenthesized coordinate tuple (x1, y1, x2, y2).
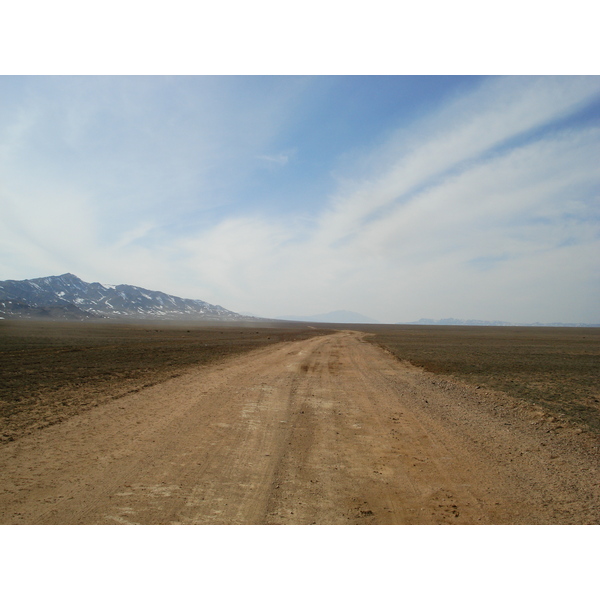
(0, 320, 332, 442)
(1, 330, 598, 524)
(359, 324, 600, 433)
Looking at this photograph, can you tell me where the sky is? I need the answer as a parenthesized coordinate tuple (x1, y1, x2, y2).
(1, 75, 599, 323)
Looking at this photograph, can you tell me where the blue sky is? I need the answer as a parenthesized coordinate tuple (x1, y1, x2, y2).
(1, 75, 599, 323)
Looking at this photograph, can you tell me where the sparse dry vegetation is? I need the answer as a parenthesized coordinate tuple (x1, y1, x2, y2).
(0, 319, 332, 442)
(1, 322, 598, 524)
(358, 324, 600, 432)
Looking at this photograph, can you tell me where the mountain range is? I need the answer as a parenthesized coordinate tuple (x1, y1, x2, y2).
(277, 310, 379, 324)
(3, 274, 596, 327)
(403, 318, 599, 327)
(0, 273, 250, 321)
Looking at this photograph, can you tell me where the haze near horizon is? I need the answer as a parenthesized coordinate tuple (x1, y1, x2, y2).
(1, 76, 599, 324)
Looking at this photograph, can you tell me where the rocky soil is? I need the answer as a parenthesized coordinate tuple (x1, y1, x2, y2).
(1, 331, 597, 524)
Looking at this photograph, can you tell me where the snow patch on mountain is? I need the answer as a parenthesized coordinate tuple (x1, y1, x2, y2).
(0, 273, 255, 321)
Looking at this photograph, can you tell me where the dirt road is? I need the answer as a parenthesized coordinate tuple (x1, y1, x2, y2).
(1, 331, 597, 524)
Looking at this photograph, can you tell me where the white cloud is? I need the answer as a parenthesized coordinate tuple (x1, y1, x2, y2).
(112, 222, 158, 250)
(320, 76, 600, 249)
(1, 76, 599, 323)
(171, 79, 600, 322)
(256, 153, 290, 166)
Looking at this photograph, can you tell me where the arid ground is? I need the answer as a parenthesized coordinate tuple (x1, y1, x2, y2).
(0, 320, 598, 524)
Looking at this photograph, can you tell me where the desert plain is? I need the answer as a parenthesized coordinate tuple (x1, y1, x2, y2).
(0, 319, 598, 524)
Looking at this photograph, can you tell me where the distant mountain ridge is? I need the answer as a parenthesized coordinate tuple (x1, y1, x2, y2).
(278, 310, 379, 324)
(0, 273, 250, 321)
(403, 317, 600, 327)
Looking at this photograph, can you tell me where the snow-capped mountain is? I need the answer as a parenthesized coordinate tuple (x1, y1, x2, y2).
(0, 273, 249, 321)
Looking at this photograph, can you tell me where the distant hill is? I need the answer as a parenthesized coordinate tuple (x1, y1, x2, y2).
(278, 310, 379, 324)
(0, 273, 253, 321)
(402, 318, 600, 327)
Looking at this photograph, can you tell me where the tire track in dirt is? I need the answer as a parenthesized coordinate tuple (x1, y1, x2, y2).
(0, 331, 597, 524)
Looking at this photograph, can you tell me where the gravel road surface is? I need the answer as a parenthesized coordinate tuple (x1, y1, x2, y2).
(1, 331, 597, 524)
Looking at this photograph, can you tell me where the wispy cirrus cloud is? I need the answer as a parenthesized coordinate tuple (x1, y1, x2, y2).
(174, 77, 600, 322)
(1, 76, 599, 323)
(256, 153, 290, 166)
(316, 76, 600, 247)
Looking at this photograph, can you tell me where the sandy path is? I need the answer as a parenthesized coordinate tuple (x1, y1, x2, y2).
(0, 331, 597, 524)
